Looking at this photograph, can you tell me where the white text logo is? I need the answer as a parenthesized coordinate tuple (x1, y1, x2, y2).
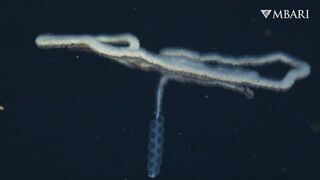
(260, 9, 309, 19)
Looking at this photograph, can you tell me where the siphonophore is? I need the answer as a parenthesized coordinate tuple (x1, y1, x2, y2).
(35, 33, 310, 178)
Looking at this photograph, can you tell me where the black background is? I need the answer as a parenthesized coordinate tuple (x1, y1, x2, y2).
(0, 0, 319, 179)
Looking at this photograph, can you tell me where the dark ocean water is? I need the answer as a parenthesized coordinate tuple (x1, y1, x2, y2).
(0, 0, 319, 179)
